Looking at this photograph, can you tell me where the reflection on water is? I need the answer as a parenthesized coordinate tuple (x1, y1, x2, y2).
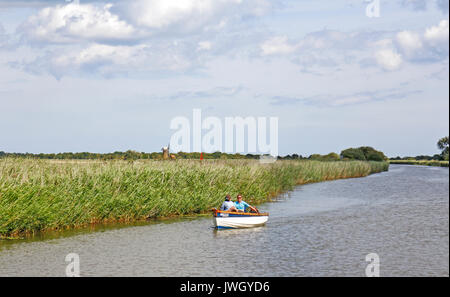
(212, 226, 266, 238)
(0, 165, 448, 276)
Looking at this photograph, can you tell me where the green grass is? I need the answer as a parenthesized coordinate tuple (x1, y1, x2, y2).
(0, 158, 389, 237)
(389, 160, 449, 167)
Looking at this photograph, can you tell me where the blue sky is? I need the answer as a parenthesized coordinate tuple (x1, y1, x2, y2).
(0, 0, 448, 157)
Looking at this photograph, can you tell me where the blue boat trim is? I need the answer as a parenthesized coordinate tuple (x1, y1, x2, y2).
(217, 213, 267, 218)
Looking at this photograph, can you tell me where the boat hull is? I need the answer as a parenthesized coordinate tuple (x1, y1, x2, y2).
(212, 210, 269, 229)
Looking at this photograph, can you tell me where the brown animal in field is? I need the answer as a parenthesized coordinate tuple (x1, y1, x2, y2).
(170, 154, 176, 160)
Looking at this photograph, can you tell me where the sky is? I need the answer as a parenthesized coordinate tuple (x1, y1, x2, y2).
(0, 0, 448, 157)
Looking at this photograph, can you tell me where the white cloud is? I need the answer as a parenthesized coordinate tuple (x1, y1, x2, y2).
(54, 44, 149, 67)
(375, 48, 403, 71)
(392, 20, 449, 62)
(11, 3, 449, 78)
(396, 31, 423, 55)
(260, 20, 448, 72)
(14, 0, 275, 78)
(261, 36, 297, 55)
(270, 89, 424, 107)
(117, 0, 271, 36)
(197, 41, 212, 51)
(261, 31, 352, 57)
(13, 42, 198, 79)
(20, 3, 136, 43)
(424, 19, 449, 45)
(19, 0, 273, 45)
(260, 32, 387, 71)
(126, 0, 232, 29)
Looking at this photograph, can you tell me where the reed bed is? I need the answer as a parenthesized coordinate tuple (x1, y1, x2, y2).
(0, 158, 388, 237)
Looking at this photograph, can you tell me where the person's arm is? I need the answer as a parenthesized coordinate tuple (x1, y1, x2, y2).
(244, 201, 258, 213)
(248, 205, 258, 213)
(247, 202, 259, 213)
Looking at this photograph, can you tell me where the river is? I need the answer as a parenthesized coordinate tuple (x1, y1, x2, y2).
(0, 165, 448, 276)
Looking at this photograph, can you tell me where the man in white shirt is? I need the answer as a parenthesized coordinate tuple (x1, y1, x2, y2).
(220, 194, 237, 211)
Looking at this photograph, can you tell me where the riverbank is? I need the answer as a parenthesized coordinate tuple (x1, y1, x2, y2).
(0, 159, 389, 238)
(389, 160, 449, 167)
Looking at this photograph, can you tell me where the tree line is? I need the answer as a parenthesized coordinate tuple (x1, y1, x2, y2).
(0, 146, 388, 161)
(3, 136, 447, 161)
(390, 136, 449, 161)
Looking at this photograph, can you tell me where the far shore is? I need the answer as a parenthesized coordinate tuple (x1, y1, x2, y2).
(389, 160, 449, 167)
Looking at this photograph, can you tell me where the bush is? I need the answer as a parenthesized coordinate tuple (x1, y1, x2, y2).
(340, 148, 366, 160)
(341, 146, 387, 162)
(366, 152, 384, 161)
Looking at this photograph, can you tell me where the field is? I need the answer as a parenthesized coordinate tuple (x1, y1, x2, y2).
(0, 158, 389, 238)
(389, 160, 449, 167)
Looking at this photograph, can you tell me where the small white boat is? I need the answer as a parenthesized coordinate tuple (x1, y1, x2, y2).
(211, 208, 269, 229)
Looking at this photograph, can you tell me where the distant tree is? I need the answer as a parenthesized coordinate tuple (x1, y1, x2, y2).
(309, 154, 322, 160)
(212, 151, 222, 159)
(323, 152, 340, 161)
(307, 153, 340, 161)
(432, 154, 444, 161)
(415, 155, 433, 161)
(437, 136, 449, 160)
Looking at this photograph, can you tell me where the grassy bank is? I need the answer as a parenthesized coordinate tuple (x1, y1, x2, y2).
(389, 160, 449, 167)
(0, 159, 389, 238)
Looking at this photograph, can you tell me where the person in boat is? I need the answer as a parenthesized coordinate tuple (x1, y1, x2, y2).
(234, 194, 258, 213)
(220, 194, 237, 211)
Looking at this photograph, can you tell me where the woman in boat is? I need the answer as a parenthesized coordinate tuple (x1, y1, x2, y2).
(234, 194, 258, 213)
(220, 194, 237, 211)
